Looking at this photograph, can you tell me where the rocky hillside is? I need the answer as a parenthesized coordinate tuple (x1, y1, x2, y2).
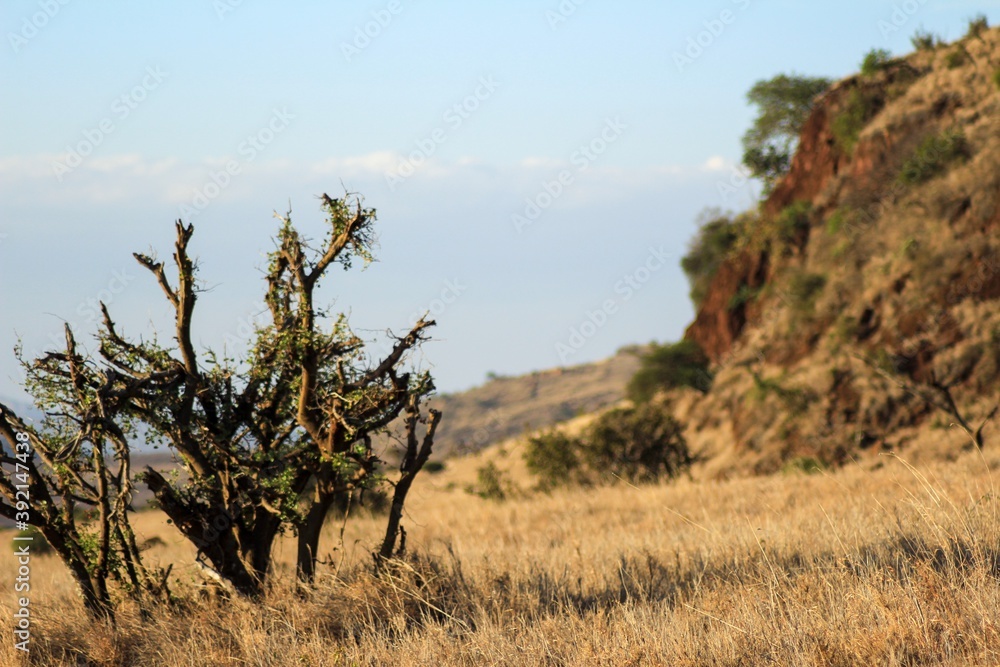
(676, 28, 1000, 478)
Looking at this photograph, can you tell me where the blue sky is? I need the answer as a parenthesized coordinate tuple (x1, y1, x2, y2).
(1, 1, 996, 402)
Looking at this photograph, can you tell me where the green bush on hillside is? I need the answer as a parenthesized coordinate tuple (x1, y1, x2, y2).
(911, 30, 942, 51)
(897, 130, 970, 186)
(825, 208, 847, 235)
(861, 49, 893, 76)
(787, 271, 827, 316)
(627, 339, 712, 403)
(945, 48, 968, 69)
(832, 88, 883, 154)
(775, 201, 813, 246)
(680, 210, 740, 308)
(966, 14, 989, 40)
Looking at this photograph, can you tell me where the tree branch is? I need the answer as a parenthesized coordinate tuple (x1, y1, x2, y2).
(133, 253, 178, 307)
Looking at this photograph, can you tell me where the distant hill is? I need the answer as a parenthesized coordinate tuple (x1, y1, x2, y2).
(398, 349, 643, 459)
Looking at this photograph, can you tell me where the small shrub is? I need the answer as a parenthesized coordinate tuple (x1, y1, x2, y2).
(832, 88, 883, 154)
(966, 14, 989, 40)
(775, 201, 813, 246)
(525, 406, 692, 488)
(524, 430, 581, 490)
(897, 129, 970, 186)
(467, 462, 512, 501)
(627, 339, 712, 403)
(992, 68, 1000, 90)
(583, 404, 691, 484)
(787, 271, 827, 315)
(825, 208, 847, 235)
(681, 210, 740, 308)
(861, 48, 892, 76)
(945, 48, 968, 69)
(911, 30, 941, 51)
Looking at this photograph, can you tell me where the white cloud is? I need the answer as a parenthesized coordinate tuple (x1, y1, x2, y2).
(0, 154, 61, 178)
(518, 156, 564, 169)
(701, 155, 730, 172)
(0, 151, 736, 221)
(312, 151, 400, 174)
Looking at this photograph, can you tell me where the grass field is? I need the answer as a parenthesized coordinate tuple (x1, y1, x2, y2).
(4, 443, 1000, 665)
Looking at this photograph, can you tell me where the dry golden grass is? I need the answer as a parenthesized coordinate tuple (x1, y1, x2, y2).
(4, 443, 1000, 665)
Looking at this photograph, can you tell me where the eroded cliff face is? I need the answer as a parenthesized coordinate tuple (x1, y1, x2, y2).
(676, 29, 1000, 478)
(762, 79, 855, 219)
(684, 249, 769, 362)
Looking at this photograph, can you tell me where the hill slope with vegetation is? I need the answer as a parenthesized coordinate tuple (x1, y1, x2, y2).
(669, 25, 1000, 477)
